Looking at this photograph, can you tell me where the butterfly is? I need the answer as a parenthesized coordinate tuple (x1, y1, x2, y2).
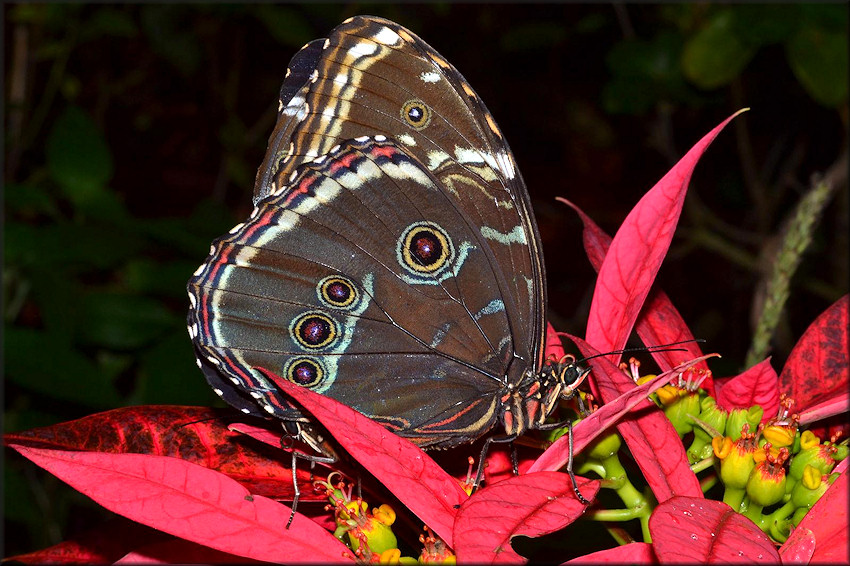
(187, 15, 589, 486)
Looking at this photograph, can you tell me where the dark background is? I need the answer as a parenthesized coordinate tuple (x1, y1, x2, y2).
(4, 3, 847, 557)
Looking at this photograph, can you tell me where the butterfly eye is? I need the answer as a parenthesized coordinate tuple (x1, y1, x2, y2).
(283, 357, 325, 388)
(290, 312, 338, 350)
(317, 275, 359, 309)
(397, 221, 453, 276)
(401, 99, 432, 130)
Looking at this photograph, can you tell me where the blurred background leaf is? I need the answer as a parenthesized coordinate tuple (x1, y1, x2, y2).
(3, 3, 847, 558)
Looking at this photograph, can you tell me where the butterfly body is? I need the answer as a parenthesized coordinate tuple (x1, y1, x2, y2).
(187, 16, 583, 455)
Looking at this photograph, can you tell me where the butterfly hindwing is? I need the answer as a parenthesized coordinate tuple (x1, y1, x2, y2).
(189, 138, 525, 446)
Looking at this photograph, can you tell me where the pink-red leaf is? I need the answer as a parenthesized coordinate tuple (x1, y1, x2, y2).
(545, 321, 566, 360)
(799, 391, 850, 427)
(787, 469, 849, 563)
(260, 369, 467, 547)
(565, 542, 656, 564)
(585, 111, 745, 358)
(558, 197, 710, 389)
(453, 472, 599, 564)
(649, 496, 780, 563)
(531, 335, 703, 502)
(115, 538, 265, 564)
(779, 294, 849, 411)
(714, 358, 780, 420)
(3, 406, 320, 500)
(8, 444, 351, 563)
(778, 527, 816, 565)
(2, 517, 168, 564)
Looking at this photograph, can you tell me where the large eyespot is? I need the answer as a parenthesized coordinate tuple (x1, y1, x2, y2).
(290, 312, 338, 350)
(397, 221, 455, 277)
(317, 275, 359, 310)
(283, 357, 324, 388)
(401, 99, 431, 130)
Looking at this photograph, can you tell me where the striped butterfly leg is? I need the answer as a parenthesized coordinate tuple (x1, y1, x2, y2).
(282, 421, 340, 528)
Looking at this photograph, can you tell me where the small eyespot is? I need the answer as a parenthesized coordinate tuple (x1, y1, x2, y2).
(318, 276, 358, 310)
(397, 222, 454, 275)
(290, 312, 338, 350)
(401, 99, 432, 130)
(283, 357, 325, 388)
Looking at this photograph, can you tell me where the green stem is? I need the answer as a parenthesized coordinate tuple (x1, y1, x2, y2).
(722, 487, 746, 511)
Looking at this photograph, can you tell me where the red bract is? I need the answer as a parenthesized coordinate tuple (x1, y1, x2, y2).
(714, 358, 781, 418)
(780, 295, 850, 437)
(454, 472, 599, 563)
(584, 110, 747, 362)
(4, 405, 325, 500)
(649, 497, 781, 562)
(258, 368, 468, 547)
(6, 445, 352, 563)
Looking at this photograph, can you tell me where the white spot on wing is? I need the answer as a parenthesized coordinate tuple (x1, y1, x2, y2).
(420, 71, 440, 83)
(373, 26, 401, 46)
(481, 225, 527, 245)
(348, 41, 378, 58)
(398, 133, 416, 146)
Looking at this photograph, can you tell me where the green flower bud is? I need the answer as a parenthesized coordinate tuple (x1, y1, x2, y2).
(727, 406, 764, 441)
(688, 397, 728, 462)
(789, 465, 831, 511)
(717, 433, 758, 490)
(746, 446, 789, 507)
(663, 390, 701, 437)
(789, 444, 837, 480)
(587, 430, 622, 461)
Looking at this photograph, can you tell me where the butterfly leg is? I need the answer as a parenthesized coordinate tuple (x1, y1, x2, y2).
(473, 434, 518, 493)
(564, 420, 590, 504)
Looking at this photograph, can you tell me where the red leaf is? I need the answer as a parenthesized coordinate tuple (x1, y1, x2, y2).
(714, 358, 780, 420)
(779, 295, 849, 411)
(585, 112, 744, 358)
(3, 517, 168, 564)
(649, 497, 780, 563)
(259, 368, 467, 548)
(778, 527, 816, 565)
(530, 335, 703, 502)
(8, 444, 351, 563)
(799, 392, 850, 427)
(557, 199, 711, 391)
(788, 469, 849, 563)
(545, 321, 566, 360)
(565, 542, 656, 564)
(453, 472, 599, 564)
(115, 538, 265, 564)
(3, 405, 322, 500)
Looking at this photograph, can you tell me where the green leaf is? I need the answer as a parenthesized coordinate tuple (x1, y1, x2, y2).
(46, 106, 114, 204)
(123, 258, 198, 299)
(77, 292, 178, 350)
(140, 5, 202, 76)
(500, 22, 568, 52)
(730, 5, 801, 47)
(3, 183, 60, 218)
(136, 330, 220, 406)
(786, 25, 848, 107)
(4, 221, 146, 270)
(4, 326, 122, 408)
(681, 9, 756, 89)
(80, 7, 139, 41)
(254, 5, 315, 47)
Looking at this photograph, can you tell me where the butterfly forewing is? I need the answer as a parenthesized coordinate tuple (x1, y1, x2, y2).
(190, 16, 548, 448)
(253, 16, 546, 369)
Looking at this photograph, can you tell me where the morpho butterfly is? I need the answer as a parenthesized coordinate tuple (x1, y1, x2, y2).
(187, 16, 589, 482)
